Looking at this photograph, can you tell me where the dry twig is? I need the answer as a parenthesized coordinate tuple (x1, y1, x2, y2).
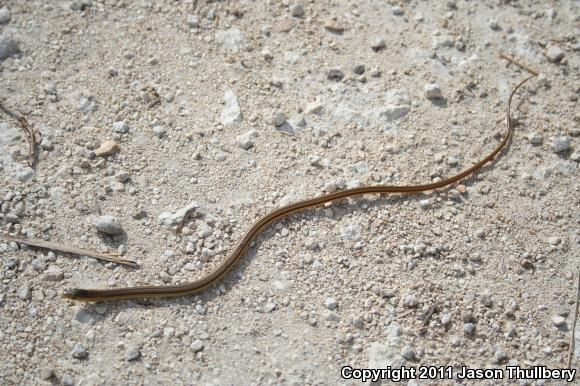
(498, 52, 540, 76)
(0, 99, 41, 167)
(394, 309, 415, 321)
(0, 234, 137, 267)
(421, 302, 438, 328)
(568, 271, 580, 368)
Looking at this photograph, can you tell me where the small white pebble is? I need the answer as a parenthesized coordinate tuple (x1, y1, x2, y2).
(494, 349, 508, 363)
(463, 323, 476, 335)
(401, 345, 415, 360)
(197, 223, 213, 239)
(261, 49, 273, 60)
(126, 347, 141, 362)
(112, 121, 129, 133)
(546, 46, 565, 63)
(152, 125, 166, 138)
(271, 111, 286, 127)
(424, 83, 442, 99)
(190, 340, 204, 353)
(404, 294, 417, 308)
(552, 316, 566, 327)
(527, 132, 543, 145)
(441, 314, 452, 326)
(290, 4, 304, 18)
(0, 7, 12, 24)
(324, 297, 338, 309)
(236, 130, 258, 150)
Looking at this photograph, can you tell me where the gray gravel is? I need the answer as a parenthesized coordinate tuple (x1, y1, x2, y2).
(0, 35, 19, 60)
(71, 343, 87, 360)
(0, 7, 11, 24)
(93, 215, 123, 235)
(125, 347, 141, 362)
(424, 83, 443, 99)
(553, 136, 571, 153)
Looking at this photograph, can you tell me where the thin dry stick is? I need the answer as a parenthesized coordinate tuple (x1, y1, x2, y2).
(421, 302, 438, 328)
(0, 99, 41, 167)
(394, 309, 415, 321)
(498, 52, 540, 76)
(568, 271, 580, 368)
(0, 235, 137, 267)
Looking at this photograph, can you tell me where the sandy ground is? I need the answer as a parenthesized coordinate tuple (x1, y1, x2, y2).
(0, 0, 579, 385)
